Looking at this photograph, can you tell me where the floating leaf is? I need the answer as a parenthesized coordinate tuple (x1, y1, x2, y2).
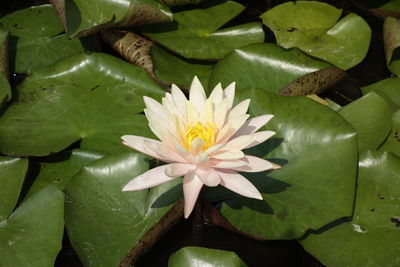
(25, 149, 105, 199)
(141, 1, 264, 60)
(379, 109, 400, 157)
(260, 1, 371, 70)
(50, 0, 172, 37)
(0, 52, 165, 156)
(209, 43, 344, 95)
(0, 157, 28, 220)
(168, 247, 247, 267)
(0, 186, 64, 267)
(0, 27, 10, 102)
(339, 92, 392, 151)
(362, 77, 400, 109)
(215, 88, 357, 239)
(384, 17, 400, 76)
(0, 5, 89, 74)
(301, 151, 400, 267)
(65, 152, 182, 267)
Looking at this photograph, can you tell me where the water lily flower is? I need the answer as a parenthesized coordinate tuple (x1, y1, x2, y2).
(122, 77, 280, 218)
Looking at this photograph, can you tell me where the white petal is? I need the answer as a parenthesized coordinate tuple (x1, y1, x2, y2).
(224, 134, 254, 150)
(206, 159, 248, 169)
(199, 99, 214, 125)
(223, 82, 235, 109)
(122, 165, 175, 191)
(185, 101, 199, 126)
(232, 115, 274, 138)
(183, 172, 204, 218)
(173, 140, 193, 162)
(121, 135, 180, 162)
(230, 155, 280, 172)
(165, 163, 197, 177)
(217, 170, 263, 200)
(195, 167, 221, 187)
(144, 139, 186, 162)
(216, 114, 250, 143)
(211, 150, 244, 160)
(143, 96, 167, 118)
(190, 138, 204, 155)
(171, 84, 187, 118)
(213, 99, 229, 129)
(209, 83, 223, 105)
(227, 99, 250, 121)
(245, 131, 275, 149)
(189, 76, 206, 113)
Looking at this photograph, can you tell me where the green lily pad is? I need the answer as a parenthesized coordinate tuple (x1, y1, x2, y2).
(217, 88, 357, 239)
(0, 52, 165, 156)
(0, 157, 28, 220)
(65, 152, 181, 267)
(25, 149, 105, 199)
(379, 109, 400, 157)
(209, 43, 344, 95)
(301, 151, 400, 267)
(53, 0, 172, 37)
(384, 17, 400, 76)
(339, 92, 392, 151)
(142, 1, 264, 60)
(0, 186, 65, 267)
(260, 1, 371, 70)
(0, 27, 10, 103)
(168, 247, 247, 267)
(151, 45, 213, 89)
(0, 5, 89, 74)
(362, 77, 400, 109)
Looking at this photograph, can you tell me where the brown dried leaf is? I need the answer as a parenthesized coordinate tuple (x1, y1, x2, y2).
(49, 0, 67, 31)
(383, 17, 400, 75)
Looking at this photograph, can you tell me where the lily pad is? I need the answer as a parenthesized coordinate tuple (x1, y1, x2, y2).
(339, 92, 392, 151)
(260, 1, 371, 70)
(301, 151, 400, 267)
(0, 186, 65, 267)
(65, 152, 182, 267)
(361, 77, 400, 109)
(141, 1, 264, 60)
(51, 0, 172, 37)
(168, 247, 247, 267)
(352, 0, 400, 18)
(25, 149, 105, 199)
(0, 157, 28, 220)
(0, 52, 165, 156)
(209, 43, 344, 95)
(379, 109, 400, 157)
(0, 5, 89, 74)
(0, 27, 10, 103)
(216, 88, 358, 239)
(384, 17, 400, 76)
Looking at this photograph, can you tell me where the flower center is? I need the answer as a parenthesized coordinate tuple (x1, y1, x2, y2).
(184, 122, 216, 151)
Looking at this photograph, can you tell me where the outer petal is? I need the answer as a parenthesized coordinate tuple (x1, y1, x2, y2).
(230, 155, 281, 172)
(195, 167, 221, 187)
(232, 114, 274, 139)
(216, 114, 250, 144)
(189, 76, 206, 113)
(217, 170, 263, 200)
(211, 150, 244, 160)
(227, 99, 250, 121)
(213, 99, 229, 129)
(165, 163, 197, 177)
(171, 84, 187, 118)
(205, 159, 248, 169)
(224, 134, 254, 150)
(121, 135, 182, 162)
(223, 82, 235, 109)
(183, 172, 204, 218)
(122, 165, 175, 191)
(209, 83, 223, 105)
(245, 131, 275, 149)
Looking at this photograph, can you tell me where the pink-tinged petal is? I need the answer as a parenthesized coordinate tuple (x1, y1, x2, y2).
(173, 141, 193, 162)
(147, 121, 175, 149)
(209, 83, 223, 104)
(217, 170, 263, 200)
(122, 165, 175, 191)
(224, 134, 254, 150)
(144, 139, 186, 163)
(195, 167, 221, 187)
(223, 82, 235, 109)
(211, 150, 244, 160)
(121, 135, 181, 162)
(213, 99, 229, 129)
(232, 115, 274, 138)
(227, 99, 250, 121)
(216, 114, 250, 143)
(206, 159, 248, 169)
(165, 163, 197, 177)
(190, 138, 204, 155)
(192, 143, 225, 165)
(231, 155, 281, 172)
(183, 172, 204, 218)
(189, 76, 206, 113)
(171, 84, 187, 118)
(245, 131, 276, 149)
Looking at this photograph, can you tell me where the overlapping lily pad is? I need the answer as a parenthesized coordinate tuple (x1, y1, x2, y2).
(362, 77, 400, 109)
(168, 247, 247, 267)
(339, 93, 392, 151)
(0, 186, 65, 267)
(0, 5, 89, 74)
(384, 17, 400, 76)
(301, 151, 400, 267)
(209, 43, 344, 95)
(141, 1, 264, 60)
(0, 52, 165, 156)
(65, 152, 182, 267)
(0, 27, 10, 103)
(217, 88, 358, 239)
(51, 0, 172, 37)
(260, 1, 371, 70)
(0, 157, 28, 221)
(379, 110, 400, 157)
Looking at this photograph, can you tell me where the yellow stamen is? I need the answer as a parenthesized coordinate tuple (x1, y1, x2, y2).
(184, 122, 216, 151)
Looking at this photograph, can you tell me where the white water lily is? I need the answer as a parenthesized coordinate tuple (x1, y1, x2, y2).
(122, 77, 280, 218)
